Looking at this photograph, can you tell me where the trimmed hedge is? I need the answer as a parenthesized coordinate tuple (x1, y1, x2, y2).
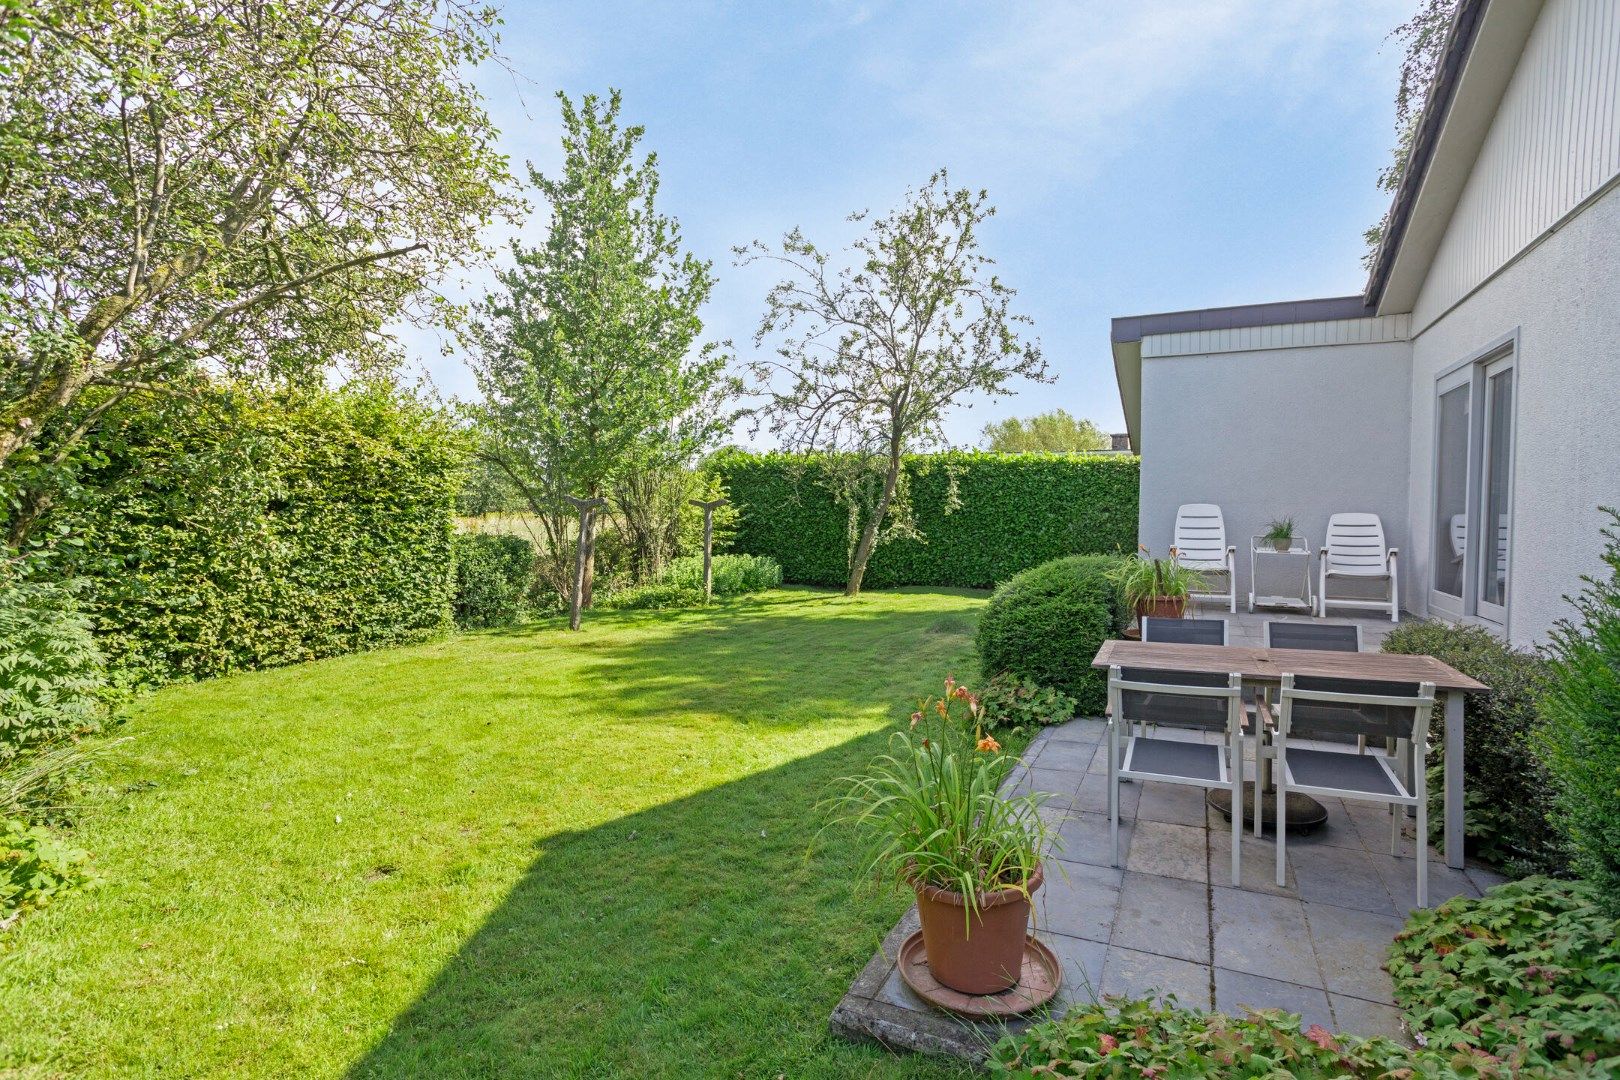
(452, 533, 535, 629)
(710, 450, 1138, 589)
(1381, 621, 1562, 876)
(976, 555, 1129, 715)
(59, 382, 463, 683)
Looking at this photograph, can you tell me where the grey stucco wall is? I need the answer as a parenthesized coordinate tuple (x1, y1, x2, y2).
(1407, 181, 1620, 646)
(1138, 340, 1413, 606)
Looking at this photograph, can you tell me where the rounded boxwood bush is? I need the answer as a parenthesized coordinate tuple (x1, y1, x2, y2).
(975, 555, 1128, 716)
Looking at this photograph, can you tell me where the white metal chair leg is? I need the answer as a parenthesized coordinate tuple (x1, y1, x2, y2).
(1230, 732, 1242, 886)
(1227, 549, 1237, 614)
(1416, 762, 1429, 908)
(1275, 750, 1288, 888)
(1108, 720, 1120, 868)
(1390, 803, 1400, 856)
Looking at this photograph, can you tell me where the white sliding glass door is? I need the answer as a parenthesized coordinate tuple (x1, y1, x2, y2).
(1430, 345, 1515, 626)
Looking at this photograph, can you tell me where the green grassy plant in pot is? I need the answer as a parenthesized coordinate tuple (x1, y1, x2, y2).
(1109, 547, 1206, 622)
(826, 678, 1054, 994)
(1263, 516, 1297, 553)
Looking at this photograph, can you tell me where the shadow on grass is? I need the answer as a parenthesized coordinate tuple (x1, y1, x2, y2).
(344, 591, 984, 1079)
(345, 733, 968, 1080)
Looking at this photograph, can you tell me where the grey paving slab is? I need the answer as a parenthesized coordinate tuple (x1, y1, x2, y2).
(1365, 851, 1480, 913)
(1010, 766, 1089, 810)
(1306, 904, 1403, 1004)
(1033, 736, 1104, 772)
(1287, 843, 1400, 916)
(1052, 810, 1134, 868)
(1214, 968, 1334, 1031)
(1099, 945, 1212, 1010)
(1070, 772, 1141, 817)
(1041, 930, 1109, 1011)
(1124, 819, 1209, 883)
(1037, 858, 1122, 944)
(1207, 824, 1299, 897)
(1466, 863, 1509, 893)
(1330, 994, 1410, 1042)
(1044, 717, 1108, 745)
(1111, 871, 1210, 964)
(1136, 781, 1212, 827)
(1212, 886, 1322, 987)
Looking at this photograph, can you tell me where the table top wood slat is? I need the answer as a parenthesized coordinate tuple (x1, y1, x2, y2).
(1091, 639, 1488, 692)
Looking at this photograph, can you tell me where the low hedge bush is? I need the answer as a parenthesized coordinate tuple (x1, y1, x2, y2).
(452, 533, 535, 629)
(1380, 620, 1561, 875)
(975, 555, 1128, 716)
(711, 450, 1138, 588)
(1537, 508, 1620, 914)
(661, 553, 781, 595)
(598, 583, 706, 610)
(1389, 877, 1620, 1073)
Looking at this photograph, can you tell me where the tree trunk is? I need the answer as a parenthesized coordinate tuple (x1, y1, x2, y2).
(846, 449, 903, 597)
(569, 510, 590, 631)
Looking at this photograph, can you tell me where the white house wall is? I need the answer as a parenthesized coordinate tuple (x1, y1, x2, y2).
(1414, 0, 1620, 332)
(1138, 339, 1413, 605)
(1406, 180, 1620, 646)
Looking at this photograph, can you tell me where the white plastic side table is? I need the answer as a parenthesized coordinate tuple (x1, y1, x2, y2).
(1248, 535, 1314, 613)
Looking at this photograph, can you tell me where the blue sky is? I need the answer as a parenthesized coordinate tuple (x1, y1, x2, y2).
(408, 0, 1414, 446)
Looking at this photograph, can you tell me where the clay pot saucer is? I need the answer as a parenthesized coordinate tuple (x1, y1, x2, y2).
(896, 931, 1062, 1018)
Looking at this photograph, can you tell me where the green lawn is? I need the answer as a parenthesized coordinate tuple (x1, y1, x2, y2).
(0, 588, 994, 1079)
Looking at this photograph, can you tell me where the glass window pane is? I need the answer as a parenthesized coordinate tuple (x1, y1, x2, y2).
(1432, 384, 1470, 601)
(1480, 368, 1513, 609)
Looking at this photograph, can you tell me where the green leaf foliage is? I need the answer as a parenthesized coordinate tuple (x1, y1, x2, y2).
(660, 554, 782, 596)
(978, 673, 1078, 733)
(57, 382, 462, 684)
(1381, 620, 1562, 876)
(452, 533, 536, 630)
(597, 582, 707, 611)
(1389, 877, 1620, 1073)
(975, 555, 1130, 716)
(0, 578, 108, 763)
(988, 993, 1596, 1079)
(1537, 508, 1620, 914)
(1, 816, 93, 921)
(710, 450, 1138, 589)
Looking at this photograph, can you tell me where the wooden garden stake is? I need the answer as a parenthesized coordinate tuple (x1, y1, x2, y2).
(566, 495, 607, 630)
(688, 498, 729, 603)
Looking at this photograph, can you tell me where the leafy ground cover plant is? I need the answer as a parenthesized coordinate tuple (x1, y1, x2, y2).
(661, 553, 782, 595)
(1381, 621, 1560, 875)
(1537, 508, 1620, 912)
(988, 995, 1602, 1079)
(976, 555, 1128, 715)
(0, 817, 93, 926)
(1388, 877, 1620, 1072)
(824, 677, 1053, 919)
(979, 674, 1078, 733)
(0, 578, 109, 763)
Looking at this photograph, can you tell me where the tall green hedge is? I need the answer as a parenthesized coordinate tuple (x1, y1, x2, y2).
(59, 382, 463, 683)
(709, 450, 1138, 589)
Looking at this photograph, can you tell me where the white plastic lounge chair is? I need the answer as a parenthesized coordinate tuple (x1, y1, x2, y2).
(1318, 513, 1399, 622)
(1173, 504, 1236, 614)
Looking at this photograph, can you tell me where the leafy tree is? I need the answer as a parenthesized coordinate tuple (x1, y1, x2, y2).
(467, 90, 737, 629)
(737, 172, 1046, 596)
(0, 0, 514, 536)
(981, 409, 1108, 453)
(1363, 0, 1460, 267)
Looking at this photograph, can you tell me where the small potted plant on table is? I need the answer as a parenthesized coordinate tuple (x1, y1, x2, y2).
(1110, 546, 1206, 622)
(827, 678, 1054, 998)
(1263, 516, 1297, 553)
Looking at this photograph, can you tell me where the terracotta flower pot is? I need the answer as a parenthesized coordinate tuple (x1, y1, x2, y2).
(914, 864, 1042, 995)
(1137, 596, 1186, 621)
(1271, 537, 1293, 553)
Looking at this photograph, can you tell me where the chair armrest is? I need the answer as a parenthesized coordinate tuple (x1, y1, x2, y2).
(1386, 547, 1400, 568)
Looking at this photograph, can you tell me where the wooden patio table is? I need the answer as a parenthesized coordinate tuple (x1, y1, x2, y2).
(1091, 639, 1488, 869)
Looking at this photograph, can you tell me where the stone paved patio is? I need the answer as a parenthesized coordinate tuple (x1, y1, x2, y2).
(832, 610, 1505, 1064)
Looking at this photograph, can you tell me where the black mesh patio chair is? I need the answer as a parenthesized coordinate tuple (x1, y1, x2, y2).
(1274, 673, 1436, 906)
(1141, 617, 1228, 646)
(1107, 664, 1246, 884)
(1264, 621, 1361, 651)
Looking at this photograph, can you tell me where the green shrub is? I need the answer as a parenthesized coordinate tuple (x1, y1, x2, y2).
(1381, 621, 1561, 876)
(0, 579, 108, 763)
(598, 583, 706, 610)
(1388, 877, 1620, 1072)
(661, 553, 781, 595)
(1, 816, 94, 921)
(57, 381, 462, 684)
(975, 555, 1127, 716)
(1537, 509, 1620, 913)
(452, 533, 535, 629)
(978, 673, 1078, 732)
(710, 450, 1138, 588)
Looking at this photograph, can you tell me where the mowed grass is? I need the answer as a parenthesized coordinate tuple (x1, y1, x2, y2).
(0, 588, 995, 1079)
